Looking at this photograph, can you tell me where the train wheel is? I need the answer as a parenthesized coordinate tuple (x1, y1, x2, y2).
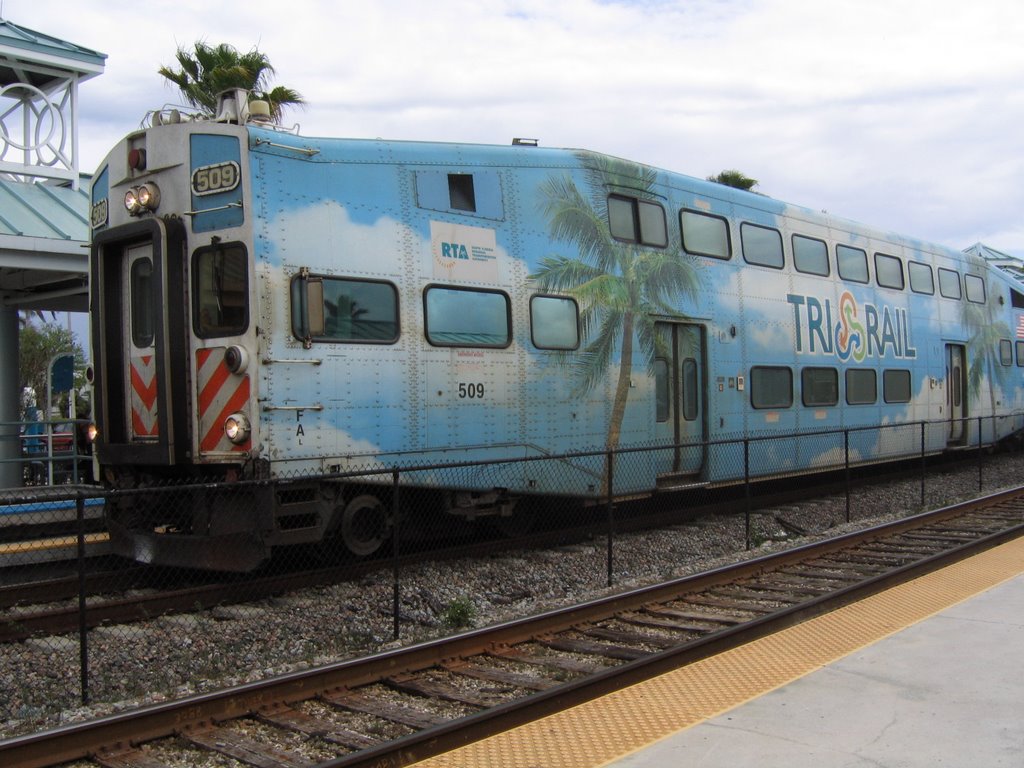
(340, 494, 391, 557)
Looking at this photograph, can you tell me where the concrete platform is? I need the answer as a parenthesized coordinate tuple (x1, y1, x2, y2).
(413, 536, 1024, 768)
(609, 560, 1024, 767)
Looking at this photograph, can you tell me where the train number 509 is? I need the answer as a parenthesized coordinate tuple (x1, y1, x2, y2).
(458, 382, 485, 399)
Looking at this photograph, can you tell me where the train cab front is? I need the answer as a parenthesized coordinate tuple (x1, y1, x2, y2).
(89, 115, 268, 571)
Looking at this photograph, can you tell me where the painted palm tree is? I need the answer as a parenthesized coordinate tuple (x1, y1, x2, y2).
(963, 279, 1012, 417)
(158, 42, 305, 121)
(531, 151, 701, 452)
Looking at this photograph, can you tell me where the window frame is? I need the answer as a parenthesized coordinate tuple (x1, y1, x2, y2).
(908, 261, 935, 295)
(740, 222, 785, 269)
(845, 368, 877, 405)
(938, 268, 962, 300)
(680, 208, 732, 259)
(836, 244, 869, 284)
(423, 284, 512, 348)
(792, 234, 830, 276)
(750, 365, 793, 409)
(1000, 339, 1013, 366)
(191, 241, 249, 340)
(882, 369, 912, 403)
(964, 274, 986, 304)
(289, 274, 400, 345)
(529, 294, 580, 351)
(608, 194, 668, 248)
(874, 252, 905, 291)
(801, 366, 839, 407)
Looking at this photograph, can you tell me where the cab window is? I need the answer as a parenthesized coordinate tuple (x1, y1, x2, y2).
(193, 243, 248, 338)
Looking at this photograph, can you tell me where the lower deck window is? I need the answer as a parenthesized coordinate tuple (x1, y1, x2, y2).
(424, 286, 511, 347)
(802, 367, 838, 407)
(751, 366, 792, 409)
(290, 276, 399, 343)
(883, 369, 912, 403)
(846, 368, 877, 405)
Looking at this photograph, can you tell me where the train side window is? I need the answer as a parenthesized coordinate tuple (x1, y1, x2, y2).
(1016, 341, 1024, 367)
(801, 367, 838, 407)
(681, 209, 731, 259)
(882, 369, 911, 403)
(424, 285, 511, 347)
(290, 276, 399, 344)
(908, 261, 934, 294)
(192, 243, 248, 338)
(1000, 339, 1013, 366)
(654, 358, 669, 422)
(448, 174, 476, 212)
(530, 295, 579, 350)
(1012, 289, 1024, 309)
(836, 245, 869, 284)
(874, 252, 904, 290)
(682, 358, 699, 421)
(608, 195, 667, 247)
(750, 366, 792, 409)
(846, 368, 877, 405)
(938, 268, 961, 299)
(964, 274, 986, 304)
(130, 258, 155, 348)
(740, 222, 784, 268)
(793, 234, 829, 276)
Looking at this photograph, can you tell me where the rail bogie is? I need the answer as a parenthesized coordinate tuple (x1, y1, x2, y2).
(88, 94, 1024, 569)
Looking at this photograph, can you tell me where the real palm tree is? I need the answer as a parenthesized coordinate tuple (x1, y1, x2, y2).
(531, 152, 701, 453)
(707, 170, 758, 191)
(158, 42, 305, 121)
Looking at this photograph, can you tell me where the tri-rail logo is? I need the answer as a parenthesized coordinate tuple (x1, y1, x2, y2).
(786, 291, 917, 362)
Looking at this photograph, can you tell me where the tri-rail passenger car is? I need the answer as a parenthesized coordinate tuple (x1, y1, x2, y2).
(89, 90, 1024, 570)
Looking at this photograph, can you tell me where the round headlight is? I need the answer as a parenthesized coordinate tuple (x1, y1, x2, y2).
(124, 188, 140, 214)
(224, 413, 250, 444)
(86, 424, 98, 443)
(224, 345, 248, 374)
(137, 182, 160, 210)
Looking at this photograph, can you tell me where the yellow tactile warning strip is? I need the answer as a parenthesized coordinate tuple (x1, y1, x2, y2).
(414, 535, 1024, 768)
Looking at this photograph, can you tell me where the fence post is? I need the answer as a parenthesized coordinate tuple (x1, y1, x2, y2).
(977, 416, 984, 492)
(76, 492, 90, 705)
(844, 429, 850, 523)
(744, 438, 751, 550)
(606, 449, 614, 588)
(391, 469, 401, 641)
(920, 421, 926, 508)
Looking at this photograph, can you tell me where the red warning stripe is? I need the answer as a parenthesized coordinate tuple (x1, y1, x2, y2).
(200, 376, 251, 453)
(130, 355, 158, 437)
(196, 348, 251, 453)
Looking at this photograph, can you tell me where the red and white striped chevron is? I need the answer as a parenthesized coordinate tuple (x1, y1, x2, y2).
(197, 347, 251, 453)
(130, 354, 159, 439)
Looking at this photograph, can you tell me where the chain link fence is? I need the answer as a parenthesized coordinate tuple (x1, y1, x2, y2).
(1, 414, 1021, 734)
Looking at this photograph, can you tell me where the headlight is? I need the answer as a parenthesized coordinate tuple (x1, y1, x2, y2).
(86, 424, 98, 443)
(224, 413, 250, 444)
(124, 188, 140, 214)
(124, 183, 160, 215)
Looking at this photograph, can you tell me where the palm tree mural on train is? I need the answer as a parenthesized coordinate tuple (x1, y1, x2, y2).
(530, 152, 701, 453)
(963, 271, 1012, 418)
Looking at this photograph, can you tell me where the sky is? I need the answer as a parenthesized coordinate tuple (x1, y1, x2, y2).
(4, 0, 1023, 262)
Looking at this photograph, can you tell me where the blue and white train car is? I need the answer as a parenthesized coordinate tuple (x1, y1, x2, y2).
(88, 92, 1024, 570)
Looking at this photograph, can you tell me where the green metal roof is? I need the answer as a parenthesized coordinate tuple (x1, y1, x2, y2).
(0, 19, 106, 86)
(0, 177, 90, 240)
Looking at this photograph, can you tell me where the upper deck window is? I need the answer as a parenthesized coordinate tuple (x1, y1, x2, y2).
(908, 261, 934, 295)
(740, 223, 783, 268)
(193, 243, 248, 338)
(938, 268, 961, 299)
(608, 195, 667, 247)
(793, 234, 829, 276)
(965, 274, 986, 304)
(837, 245, 869, 284)
(874, 252, 905, 291)
(681, 209, 731, 259)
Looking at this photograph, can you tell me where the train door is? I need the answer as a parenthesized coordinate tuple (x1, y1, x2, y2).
(654, 322, 705, 475)
(124, 244, 158, 441)
(946, 343, 966, 445)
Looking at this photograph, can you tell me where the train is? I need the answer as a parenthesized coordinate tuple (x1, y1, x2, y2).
(87, 89, 1024, 571)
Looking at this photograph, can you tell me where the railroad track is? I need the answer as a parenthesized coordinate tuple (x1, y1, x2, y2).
(4, 487, 1023, 768)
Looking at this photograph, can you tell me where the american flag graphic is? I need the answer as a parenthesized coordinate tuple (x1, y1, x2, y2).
(1017, 315, 1024, 339)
